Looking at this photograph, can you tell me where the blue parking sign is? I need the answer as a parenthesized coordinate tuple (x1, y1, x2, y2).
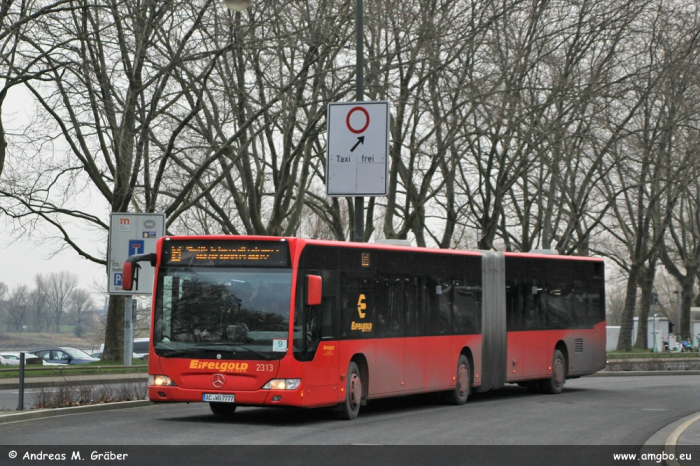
(114, 273, 123, 287)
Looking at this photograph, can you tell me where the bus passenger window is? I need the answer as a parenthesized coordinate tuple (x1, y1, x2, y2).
(453, 282, 481, 335)
(524, 283, 542, 330)
(427, 277, 451, 335)
(404, 276, 422, 336)
(573, 280, 589, 328)
(376, 275, 404, 338)
(505, 281, 524, 332)
(541, 282, 573, 330)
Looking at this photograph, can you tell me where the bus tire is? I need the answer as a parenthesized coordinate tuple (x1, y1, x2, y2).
(539, 349, 566, 394)
(444, 355, 470, 405)
(339, 362, 362, 420)
(209, 402, 237, 416)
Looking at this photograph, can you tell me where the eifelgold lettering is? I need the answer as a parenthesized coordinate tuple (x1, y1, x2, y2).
(351, 322, 373, 332)
(189, 360, 249, 372)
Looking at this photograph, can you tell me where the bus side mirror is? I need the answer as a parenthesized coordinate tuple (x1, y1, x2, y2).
(306, 275, 322, 306)
(122, 262, 135, 291)
(122, 253, 157, 292)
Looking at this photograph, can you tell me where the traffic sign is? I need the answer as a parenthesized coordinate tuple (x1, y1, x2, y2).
(326, 101, 390, 196)
(107, 213, 165, 295)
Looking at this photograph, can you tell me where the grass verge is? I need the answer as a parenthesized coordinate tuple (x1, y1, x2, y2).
(30, 381, 147, 410)
(0, 360, 148, 378)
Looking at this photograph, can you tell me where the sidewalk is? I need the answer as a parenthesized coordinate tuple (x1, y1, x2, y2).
(0, 372, 148, 390)
(671, 415, 700, 466)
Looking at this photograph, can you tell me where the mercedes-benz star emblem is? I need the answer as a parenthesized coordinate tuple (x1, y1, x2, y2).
(212, 374, 226, 388)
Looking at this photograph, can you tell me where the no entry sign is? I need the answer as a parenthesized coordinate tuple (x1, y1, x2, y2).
(326, 101, 390, 196)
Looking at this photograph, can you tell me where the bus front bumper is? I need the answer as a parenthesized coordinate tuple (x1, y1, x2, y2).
(148, 385, 305, 407)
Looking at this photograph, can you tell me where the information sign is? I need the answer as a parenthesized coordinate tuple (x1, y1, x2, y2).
(107, 213, 165, 295)
(326, 101, 390, 196)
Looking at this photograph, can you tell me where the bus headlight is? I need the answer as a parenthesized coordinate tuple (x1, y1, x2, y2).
(149, 375, 177, 387)
(262, 379, 301, 390)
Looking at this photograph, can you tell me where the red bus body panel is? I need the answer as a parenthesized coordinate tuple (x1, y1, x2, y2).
(149, 336, 484, 408)
(505, 321, 606, 382)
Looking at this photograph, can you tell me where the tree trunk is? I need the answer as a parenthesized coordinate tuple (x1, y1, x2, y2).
(103, 295, 125, 361)
(680, 274, 695, 342)
(617, 263, 641, 351)
(634, 261, 656, 349)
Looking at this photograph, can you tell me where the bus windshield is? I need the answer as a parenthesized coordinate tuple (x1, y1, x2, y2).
(153, 267, 293, 360)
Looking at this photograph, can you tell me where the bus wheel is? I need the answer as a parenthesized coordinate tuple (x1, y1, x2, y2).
(209, 402, 237, 416)
(445, 355, 470, 405)
(339, 362, 362, 420)
(539, 349, 566, 394)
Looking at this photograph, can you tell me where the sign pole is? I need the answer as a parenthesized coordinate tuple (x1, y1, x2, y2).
(17, 352, 25, 411)
(124, 297, 134, 366)
(354, 0, 364, 242)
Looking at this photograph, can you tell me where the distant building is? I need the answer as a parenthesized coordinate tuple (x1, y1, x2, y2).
(606, 316, 669, 351)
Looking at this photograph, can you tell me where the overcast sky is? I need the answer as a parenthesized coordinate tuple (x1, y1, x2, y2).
(1, 86, 108, 298)
(0, 229, 107, 296)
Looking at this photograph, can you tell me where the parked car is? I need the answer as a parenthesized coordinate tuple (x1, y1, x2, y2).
(0, 352, 45, 366)
(89, 351, 145, 360)
(99, 338, 149, 360)
(28, 347, 99, 365)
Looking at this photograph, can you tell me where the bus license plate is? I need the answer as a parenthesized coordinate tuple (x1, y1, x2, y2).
(203, 394, 235, 403)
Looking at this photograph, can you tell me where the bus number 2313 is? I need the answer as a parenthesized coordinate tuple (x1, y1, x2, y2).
(257, 364, 274, 372)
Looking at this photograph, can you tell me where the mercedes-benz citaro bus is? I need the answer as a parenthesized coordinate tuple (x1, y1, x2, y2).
(122, 236, 606, 420)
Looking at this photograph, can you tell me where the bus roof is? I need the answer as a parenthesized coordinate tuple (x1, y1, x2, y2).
(158, 235, 603, 262)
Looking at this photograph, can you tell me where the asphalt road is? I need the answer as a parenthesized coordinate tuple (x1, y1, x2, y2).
(1, 375, 699, 446)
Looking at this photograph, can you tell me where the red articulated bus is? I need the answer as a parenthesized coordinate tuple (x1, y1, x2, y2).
(122, 236, 606, 420)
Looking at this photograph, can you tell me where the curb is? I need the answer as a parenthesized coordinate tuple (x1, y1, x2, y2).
(0, 400, 152, 424)
(664, 413, 700, 466)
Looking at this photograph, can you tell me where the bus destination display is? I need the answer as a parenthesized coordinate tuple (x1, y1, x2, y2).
(163, 241, 289, 267)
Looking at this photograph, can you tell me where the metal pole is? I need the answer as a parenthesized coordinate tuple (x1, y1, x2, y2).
(124, 297, 134, 366)
(354, 0, 364, 243)
(652, 314, 657, 353)
(677, 287, 682, 336)
(17, 352, 24, 410)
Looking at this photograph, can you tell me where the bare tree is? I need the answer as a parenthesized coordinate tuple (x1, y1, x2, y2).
(0, 0, 269, 359)
(163, 0, 355, 241)
(660, 180, 700, 341)
(5, 284, 28, 331)
(0, 281, 6, 330)
(46, 271, 78, 333)
(4, 0, 700, 358)
(600, 2, 700, 350)
(69, 288, 93, 337)
(28, 274, 50, 332)
(0, 0, 76, 178)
